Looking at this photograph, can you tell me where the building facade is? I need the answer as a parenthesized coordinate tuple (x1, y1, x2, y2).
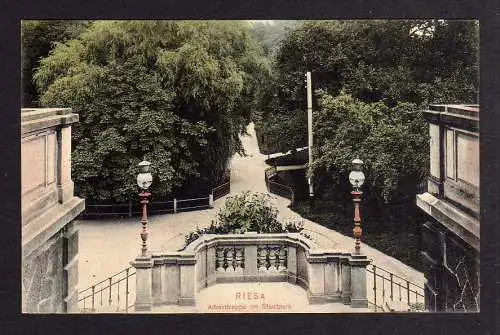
(21, 108, 85, 313)
(416, 104, 479, 312)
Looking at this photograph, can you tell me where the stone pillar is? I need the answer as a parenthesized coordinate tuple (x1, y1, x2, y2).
(324, 258, 340, 302)
(209, 194, 214, 208)
(151, 257, 164, 306)
(206, 247, 216, 286)
(57, 125, 75, 204)
(243, 244, 257, 280)
(307, 261, 326, 304)
(341, 259, 351, 304)
(287, 246, 297, 284)
(349, 254, 371, 308)
(163, 258, 180, 304)
(131, 256, 154, 311)
(179, 260, 196, 306)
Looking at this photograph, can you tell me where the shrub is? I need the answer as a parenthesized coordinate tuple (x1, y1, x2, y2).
(183, 191, 307, 247)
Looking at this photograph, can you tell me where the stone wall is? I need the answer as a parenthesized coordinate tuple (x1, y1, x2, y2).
(417, 104, 479, 312)
(21, 108, 84, 313)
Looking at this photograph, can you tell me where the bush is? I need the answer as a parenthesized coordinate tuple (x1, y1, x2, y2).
(183, 191, 307, 247)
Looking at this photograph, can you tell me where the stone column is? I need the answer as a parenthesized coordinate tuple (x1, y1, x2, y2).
(179, 257, 197, 306)
(243, 232, 258, 281)
(206, 246, 216, 287)
(324, 257, 340, 302)
(341, 259, 351, 304)
(349, 254, 371, 308)
(151, 256, 165, 306)
(307, 260, 326, 304)
(163, 258, 180, 304)
(287, 246, 297, 284)
(56, 125, 74, 204)
(131, 256, 154, 311)
(243, 245, 257, 280)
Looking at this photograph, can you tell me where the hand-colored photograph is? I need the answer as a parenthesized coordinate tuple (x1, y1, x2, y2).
(20, 19, 479, 313)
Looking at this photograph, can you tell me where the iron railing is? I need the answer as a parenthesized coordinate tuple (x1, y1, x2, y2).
(80, 180, 230, 219)
(212, 181, 230, 201)
(78, 267, 136, 313)
(265, 167, 295, 205)
(367, 264, 429, 312)
(268, 181, 295, 205)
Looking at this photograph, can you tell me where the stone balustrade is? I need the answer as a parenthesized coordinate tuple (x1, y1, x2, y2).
(131, 232, 371, 311)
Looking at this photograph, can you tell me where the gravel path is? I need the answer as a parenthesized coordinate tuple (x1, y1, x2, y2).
(78, 122, 425, 292)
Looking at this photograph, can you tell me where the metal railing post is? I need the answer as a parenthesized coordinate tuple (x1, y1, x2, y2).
(174, 198, 177, 213)
(125, 268, 129, 313)
(390, 273, 394, 301)
(108, 277, 112, 305)
(373, 265, 377, 311)
(91, 286, 95, 312)
(406, 280, 410, 304)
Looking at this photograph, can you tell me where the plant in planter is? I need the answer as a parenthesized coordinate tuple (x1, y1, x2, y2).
(184, 191, 308, 247)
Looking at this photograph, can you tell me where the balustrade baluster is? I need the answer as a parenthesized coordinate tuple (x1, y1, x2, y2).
(226, 248, 235, 272)
(216, 248, 225, 272)
(278, 247, 287, 271)
(235, 248, 243, 272)
(268, 246, 277, 272)
(257, 246, 267, 272)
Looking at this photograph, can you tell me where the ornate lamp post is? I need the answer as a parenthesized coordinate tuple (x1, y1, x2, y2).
(137, 160, 153, 256)
(349, 158, 365, 253)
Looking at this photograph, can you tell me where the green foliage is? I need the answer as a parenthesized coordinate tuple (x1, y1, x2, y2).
(216, 192, 282, 233)
(21, 20, 91, 107)
(183, 191, 306, 246)
(312, 92, 429, 203)
(256, 20, 478, 156)
(34, 21, 270, 202)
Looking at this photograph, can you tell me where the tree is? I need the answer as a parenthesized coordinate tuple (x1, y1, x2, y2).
(21, 20, 91, 107)
(256, 20, 478, 156)
(312, 92, 429, 203)
(34, 20, 270, 202)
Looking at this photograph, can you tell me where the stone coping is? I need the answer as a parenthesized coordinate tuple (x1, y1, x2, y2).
(21, 108, 79, 135)
(22, 196, 85, 258)
(149, 232, 370, 265)
(416, 192, 479, 251)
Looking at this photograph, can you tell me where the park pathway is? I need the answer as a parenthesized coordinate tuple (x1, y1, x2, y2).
(78, 122, 424, 299)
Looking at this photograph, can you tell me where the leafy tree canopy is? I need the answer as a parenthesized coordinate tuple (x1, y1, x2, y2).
(34, 20, 271, 202)
(21, 20, 91, 107)
(255, 20, 478, 155)
(312, 92, 429, 203)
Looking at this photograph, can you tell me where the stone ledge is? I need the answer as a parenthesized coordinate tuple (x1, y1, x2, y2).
(416, 192, 479, 251)
(22, 196, 85, 258)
